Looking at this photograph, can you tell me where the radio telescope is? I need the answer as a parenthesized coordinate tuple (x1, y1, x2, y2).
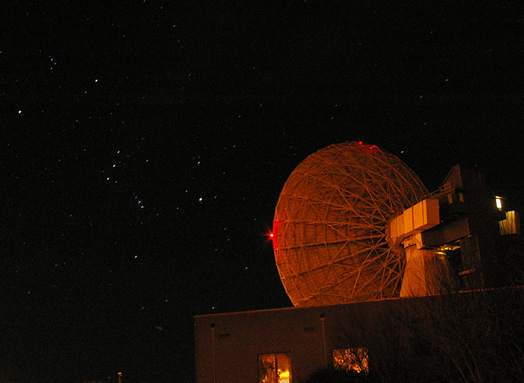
(272, 142, 429, 307)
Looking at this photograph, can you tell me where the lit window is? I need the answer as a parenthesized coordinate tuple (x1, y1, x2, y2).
(495, 196, 503, 210)
(259, 353, 292, 383)
(332, 348, 369, 373)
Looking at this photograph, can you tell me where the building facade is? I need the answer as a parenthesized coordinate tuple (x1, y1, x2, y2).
(194, 287, 524, 382)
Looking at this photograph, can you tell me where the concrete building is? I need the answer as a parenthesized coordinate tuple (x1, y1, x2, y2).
(194, 288, 524, 382)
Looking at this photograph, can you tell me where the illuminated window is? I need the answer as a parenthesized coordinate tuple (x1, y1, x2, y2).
(495, 196, 503, 210)
(258, 353, 292, 383)
(332, 348, 369, 373)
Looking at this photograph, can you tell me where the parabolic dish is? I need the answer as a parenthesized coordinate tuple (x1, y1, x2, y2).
(272, 142, 428, 307)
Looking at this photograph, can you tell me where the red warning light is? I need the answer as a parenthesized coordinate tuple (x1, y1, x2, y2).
(268, 221, 281, 250)
(357, 141, 382, 155)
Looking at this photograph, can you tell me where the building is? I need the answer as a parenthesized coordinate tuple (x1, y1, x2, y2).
(194, 287, 524, 382)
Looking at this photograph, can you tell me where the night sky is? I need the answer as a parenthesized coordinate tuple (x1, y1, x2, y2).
(2, 1, 523, 382)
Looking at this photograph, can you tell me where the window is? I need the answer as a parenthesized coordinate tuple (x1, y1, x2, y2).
(332, 348, 369, 373)
(258, 353, 292, 383)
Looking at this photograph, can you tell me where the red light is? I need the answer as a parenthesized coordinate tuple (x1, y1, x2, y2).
(268, 221, 281, 250)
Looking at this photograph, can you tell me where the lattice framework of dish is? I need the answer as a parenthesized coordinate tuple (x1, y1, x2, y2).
(273, 142, 428, 307)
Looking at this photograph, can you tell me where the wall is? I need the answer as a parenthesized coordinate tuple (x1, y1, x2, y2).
(194, 287, 524, 383)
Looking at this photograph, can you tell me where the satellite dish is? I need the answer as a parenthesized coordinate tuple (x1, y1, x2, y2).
(272, 142, 428, 307)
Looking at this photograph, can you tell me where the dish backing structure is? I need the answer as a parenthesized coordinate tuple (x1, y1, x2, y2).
(272, 142, 430, 307)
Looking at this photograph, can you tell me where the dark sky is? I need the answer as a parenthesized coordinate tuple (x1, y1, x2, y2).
(2, 1, 523, 382)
